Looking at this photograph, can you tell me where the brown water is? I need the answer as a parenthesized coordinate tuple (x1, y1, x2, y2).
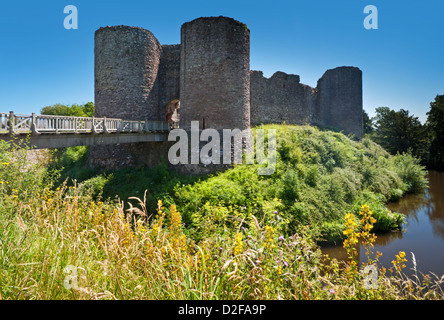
(322, 171, 444, 277)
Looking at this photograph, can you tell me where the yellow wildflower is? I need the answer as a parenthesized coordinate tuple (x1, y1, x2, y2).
(391, 251, 407, 272)
(233, 232, 243, 256)
(275, 265, 282, 275)
(264, 226, 275, 251)
(392, 251, 407, 271)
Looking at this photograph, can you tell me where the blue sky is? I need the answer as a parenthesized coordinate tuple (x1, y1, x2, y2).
(1, 0, 443, 123)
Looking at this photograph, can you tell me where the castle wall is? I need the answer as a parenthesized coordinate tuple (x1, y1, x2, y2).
(250, 67, 363, 139)
(91, 25, 164, 169)
(89, 18, 363, 172)
(158, 45, 181, 115)
(180, 16, 250, 131)
(94, 25, 162, 120)
(250, 71, 315, 126)
(316, 66, 363, 139)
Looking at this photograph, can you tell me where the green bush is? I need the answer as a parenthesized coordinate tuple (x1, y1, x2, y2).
(279, 169, 301, 204)
(78, 174, 110, 198)
(305, 165, 319, 187)
(390, 153, 428, 194)
(172, 125, 426, 243)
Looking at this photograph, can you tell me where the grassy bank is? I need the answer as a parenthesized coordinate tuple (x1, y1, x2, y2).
(63, 125, 427, 244)
(1, 125, 439, 300)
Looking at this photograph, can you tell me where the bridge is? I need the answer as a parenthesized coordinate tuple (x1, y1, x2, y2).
(0, 111, 172, 149)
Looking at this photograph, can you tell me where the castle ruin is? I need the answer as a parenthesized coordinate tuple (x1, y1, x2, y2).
(89, 16, 363, 171)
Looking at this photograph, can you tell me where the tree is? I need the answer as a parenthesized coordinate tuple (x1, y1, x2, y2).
(426, 94, 444, 170)
(371, 107, 429, 161)
(363, 110, 374, 134)
(41, 102, 94, 117)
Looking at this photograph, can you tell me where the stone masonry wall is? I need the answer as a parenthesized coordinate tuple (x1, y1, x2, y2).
(91, 25, 164, 169)
(89, 17, 363, 172)
(158, 45, 181, 116)
(180, 16, 250, 131)
(316, 66, 363, 139)
(94, 25, 162, 120)
(250, 70, 316, 126)
(250, 67, 363, 139)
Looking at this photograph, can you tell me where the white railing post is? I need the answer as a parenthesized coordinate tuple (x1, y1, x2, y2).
(117, 119, 122, 133)
(104, 116, 110, 134)
(92, 117, 98, 133)
(31, 113, 38, 135)
(8, 111, 14, 135)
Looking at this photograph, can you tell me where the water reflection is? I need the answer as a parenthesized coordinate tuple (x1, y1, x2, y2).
(321, 171, 444, 277)
(425, 171, 444, 240)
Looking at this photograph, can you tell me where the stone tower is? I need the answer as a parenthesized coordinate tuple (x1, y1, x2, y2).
(90, 25, 164, 169)
(179, 16, 250, 131)
(316, 66, 363, 139)
(94, 25, 162, 120)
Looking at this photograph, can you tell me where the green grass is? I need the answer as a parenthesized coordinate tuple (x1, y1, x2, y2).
(56, 125, 428, 245)
(0, 128, 442, 300)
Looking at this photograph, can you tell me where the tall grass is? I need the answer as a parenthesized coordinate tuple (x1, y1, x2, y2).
(0, 138, 442, 300)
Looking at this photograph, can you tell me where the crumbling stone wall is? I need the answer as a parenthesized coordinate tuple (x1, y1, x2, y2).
(158, 45, 181, 114)
(148, 44, 181, 121)
(250, 67, 363, 139)
(180, 16, 250, 131)
(250, 71, 315, 126)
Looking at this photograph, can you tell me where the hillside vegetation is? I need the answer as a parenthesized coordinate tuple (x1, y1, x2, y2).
(1, 126, 440, 300)
(173, 124, 426, 243)
(62, 124, 427, 244)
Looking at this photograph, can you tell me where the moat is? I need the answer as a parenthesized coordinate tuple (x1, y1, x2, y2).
(322, 171, 444, 277)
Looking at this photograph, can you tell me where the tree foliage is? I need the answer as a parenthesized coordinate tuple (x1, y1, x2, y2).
(40, 102, 94, 117)
(370, 107, 429, 162)
(363, 110, 373, 134)
(426, 94, 444, 170)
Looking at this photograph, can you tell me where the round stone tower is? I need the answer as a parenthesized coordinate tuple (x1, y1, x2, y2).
(180, 16, 250, 131)
(94, 25, 162, 120)
(316, 66, 363, 139)
(90, 25, 163, 170)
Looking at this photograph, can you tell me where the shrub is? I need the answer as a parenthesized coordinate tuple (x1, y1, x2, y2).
(390, 153, 428, 194)
(279, 169, 301, 204)
(305, 165, 319, 187)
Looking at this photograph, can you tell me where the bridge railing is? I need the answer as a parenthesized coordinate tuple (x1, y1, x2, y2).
(0, 112, 172, 135)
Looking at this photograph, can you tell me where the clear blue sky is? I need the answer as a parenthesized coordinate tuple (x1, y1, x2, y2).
(1, 0, 443, 123)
